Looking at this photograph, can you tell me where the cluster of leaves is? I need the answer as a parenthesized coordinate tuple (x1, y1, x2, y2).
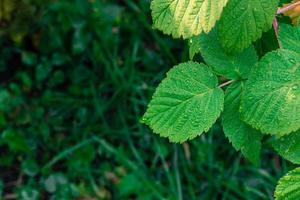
(143, 0, 300, 199)
(0, 0, 295, 199)
(3, 0, 244, 199)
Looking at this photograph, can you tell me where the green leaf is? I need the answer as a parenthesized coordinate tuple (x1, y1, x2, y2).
(142, 62, 224, 143)
(275, 167, 300, 200)
(218, 0, 279, 53)
(21, 159, 39, 177)
(241, 49, 300, 136)
(189, 36, 202, 60)
(118, 174, 144, 197)
(190, 28, 258, 79)
(1, 129, 30, 152)
(222, 82, 262, 165)
(279, 23, 300, 53)
(151, 0, 228, 39)
(272, 130, 300, 164)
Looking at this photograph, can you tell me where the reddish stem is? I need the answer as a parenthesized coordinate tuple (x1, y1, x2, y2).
(273, 18, 279, 37)
(273, 1, 300, 47)
(273, 18, 282, 48)
(277, 1, 300, 14)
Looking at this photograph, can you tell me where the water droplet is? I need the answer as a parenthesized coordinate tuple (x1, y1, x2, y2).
(289, 58, 296, 64)
(292, 85, 298, 90)
(265, 84, 270, 89)
(239, 6, 246, 12)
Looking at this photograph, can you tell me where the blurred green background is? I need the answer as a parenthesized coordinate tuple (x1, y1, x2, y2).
(0, 0, 295, 199)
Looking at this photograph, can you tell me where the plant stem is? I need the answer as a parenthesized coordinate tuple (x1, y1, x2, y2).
(219, 80, 234, 88)
(273, 18, 282, 48)
(277, 1, 300, 14)
(273, 18, 279, 37)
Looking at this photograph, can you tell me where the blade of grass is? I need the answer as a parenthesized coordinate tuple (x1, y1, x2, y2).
(173, 145, 183, 200)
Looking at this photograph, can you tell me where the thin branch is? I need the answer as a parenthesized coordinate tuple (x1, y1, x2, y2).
(273, 18, 282, 48)
(219, 80, 234, 88)
(273, 18, 279, 37)
(277, 1, 300, 15)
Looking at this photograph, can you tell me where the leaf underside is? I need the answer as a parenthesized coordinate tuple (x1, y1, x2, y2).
(218, 0, 279, 53)
(151, 0, 228, 39)
(241, 49, 300, 136)
(222, 82, 262, 165)
(275, 167, 300, 200)
(142, 62, 224, 143)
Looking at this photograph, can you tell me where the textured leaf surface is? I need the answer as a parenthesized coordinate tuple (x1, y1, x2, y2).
(151, 0, 228, 39)
(218, 0, 279, 53)
(222, 82, 262, 165)
(279, 23, 300, 53)
(142, 62, 224, 143)
(190, 29, 258, 79)
(272, 130, 300, 164)
(275, 167, 300, 200)
(241, 49, 300, 135)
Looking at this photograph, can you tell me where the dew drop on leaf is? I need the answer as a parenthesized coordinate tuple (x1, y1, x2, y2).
(292, 85, 298, 90)
(289, 58, 296, 64)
